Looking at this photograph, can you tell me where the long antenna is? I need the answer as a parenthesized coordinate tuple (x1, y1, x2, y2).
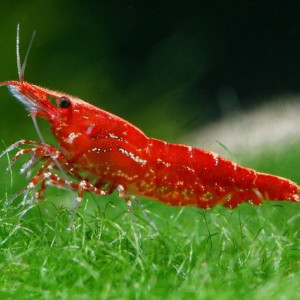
(16, 24, 22, 81)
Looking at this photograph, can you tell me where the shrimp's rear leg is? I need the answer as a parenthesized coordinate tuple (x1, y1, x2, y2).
(35, 179, 47, 200)
(117, 185, 158, 231)
(41, 174, 113, 229)
(116, 185, 135, 216)
(116, 185, 142, 245)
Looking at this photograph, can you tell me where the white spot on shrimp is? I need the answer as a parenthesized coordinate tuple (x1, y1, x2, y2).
(183, 165, 195, 173)
(44, 172, 51, 179)
(67, 132, 81, 144)
(233, 162, 237, 171)
(187, 146, 193, 158)
(293, 194, 300, 201)
(253, 188, 263, 200)
(252, 172, 258, 185)
(212, 153, 219, 166)
(157, 158, 170, 167)
(28, 182, 35, 189)
(119, 148, 147, 165)
(79, 181, 87, 188)
(117, 184, 126, 197)
(109, 133, 121, 140)
(89, 147, 112, 154)
(86, 123, 95, 135)
(90, 147, 101, 153)
(52, 153, 59, 160)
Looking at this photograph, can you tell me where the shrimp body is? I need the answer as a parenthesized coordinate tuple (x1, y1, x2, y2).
(1, 80, 300, 209)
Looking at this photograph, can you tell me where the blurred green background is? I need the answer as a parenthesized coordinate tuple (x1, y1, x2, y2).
(1, 1, 300, 143)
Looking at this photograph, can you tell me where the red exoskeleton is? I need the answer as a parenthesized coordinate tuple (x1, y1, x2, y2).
(1, 26, 300, 214)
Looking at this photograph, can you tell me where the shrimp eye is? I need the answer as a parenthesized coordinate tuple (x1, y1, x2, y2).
(58, 96, 71, 108)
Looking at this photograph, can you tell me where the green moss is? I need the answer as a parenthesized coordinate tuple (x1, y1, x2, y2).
(1, 143, 300, 299)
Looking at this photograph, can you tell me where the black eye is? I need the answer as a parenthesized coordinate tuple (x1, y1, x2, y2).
(58, 96, 71, 108)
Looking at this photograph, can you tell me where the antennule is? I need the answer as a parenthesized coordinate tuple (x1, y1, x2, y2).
(21, 30, 36, 76)
(16, 24, 36, 83)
